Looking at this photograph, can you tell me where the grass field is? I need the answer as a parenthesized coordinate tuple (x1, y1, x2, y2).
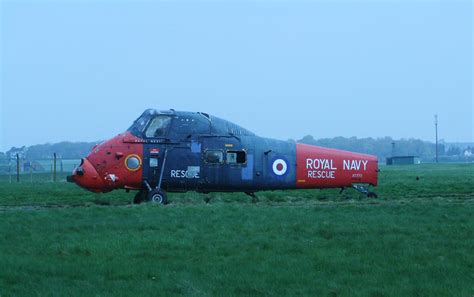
(0, 164, 473, 296)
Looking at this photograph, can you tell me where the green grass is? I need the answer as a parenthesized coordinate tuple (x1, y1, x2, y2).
(0, 164, 473, 296)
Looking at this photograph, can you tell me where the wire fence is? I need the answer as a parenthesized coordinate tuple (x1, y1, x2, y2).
(0, 154, 81, 183)
(1, 152, 472, 184)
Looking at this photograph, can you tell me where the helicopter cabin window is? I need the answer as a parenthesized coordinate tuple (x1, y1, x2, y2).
(149, 158, 159, 168)
(226, 151, 246, 164)
(145, 116, 172, 138)
(205, 150, 223, 164)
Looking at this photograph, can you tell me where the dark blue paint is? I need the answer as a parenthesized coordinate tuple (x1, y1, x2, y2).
(128, 109, 297, 193)
(241, 154, 254, 181)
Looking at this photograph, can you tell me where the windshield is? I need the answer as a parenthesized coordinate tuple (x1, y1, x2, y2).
(127, 110, 155, 136)
(145, 116, 172, 138)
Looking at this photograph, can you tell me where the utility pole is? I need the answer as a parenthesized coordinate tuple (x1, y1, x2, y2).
(434, 114, 439, 163)
(16, 154, 20, 182)
(53, 153, 57, 182)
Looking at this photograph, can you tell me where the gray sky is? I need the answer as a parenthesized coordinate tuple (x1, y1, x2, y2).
(1, 0, 472, 152)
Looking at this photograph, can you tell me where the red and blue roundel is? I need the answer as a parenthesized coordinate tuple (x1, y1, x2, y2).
(271, 157, 289, 177)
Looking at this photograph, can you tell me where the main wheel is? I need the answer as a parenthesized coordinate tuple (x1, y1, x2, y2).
(147, 189, 168, 205)
(133, 190, 147, 204)
(367, 192, 378, 199)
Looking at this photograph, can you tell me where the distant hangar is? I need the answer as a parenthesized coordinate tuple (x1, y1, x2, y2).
(386, 156, 420, 165)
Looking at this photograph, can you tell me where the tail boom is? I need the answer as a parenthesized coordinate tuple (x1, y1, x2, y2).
(295, 143, 378, 189)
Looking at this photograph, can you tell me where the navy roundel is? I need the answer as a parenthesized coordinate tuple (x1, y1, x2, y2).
(270, 157, 289, 177)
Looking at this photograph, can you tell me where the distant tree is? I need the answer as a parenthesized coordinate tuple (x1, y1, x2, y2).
(297, 136, 440, 160)
(300, 135, 316, 144)
(6, 146, 27, 159)
(6, 142, 98, 160)
(0, 152, 6, 166)
(446, 146, 461, 156)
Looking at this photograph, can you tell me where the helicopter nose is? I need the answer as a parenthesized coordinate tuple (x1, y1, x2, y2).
(67, 158, 106, 192)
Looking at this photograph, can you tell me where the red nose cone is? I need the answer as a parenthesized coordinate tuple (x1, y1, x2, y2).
(70, 158, 108, 193)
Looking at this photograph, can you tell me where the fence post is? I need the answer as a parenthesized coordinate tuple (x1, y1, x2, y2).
(16, 154, 20, 183)
(53, 153, 57, 182)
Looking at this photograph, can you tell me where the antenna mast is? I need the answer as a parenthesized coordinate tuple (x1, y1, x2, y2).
(435, 114, 438, 163)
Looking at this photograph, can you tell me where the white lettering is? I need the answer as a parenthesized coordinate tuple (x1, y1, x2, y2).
(343, 160, 369, 171)
(307, 170, 335, 179)
(362, 160, 368, 171)
(171, 169, 200, 179)
(343, 160, 350, 170)
(351, 160, 360, 170)
(305, 158, 337, 170)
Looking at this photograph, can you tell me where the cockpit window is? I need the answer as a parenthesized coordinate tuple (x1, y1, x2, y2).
(127, 110, 154, 136)
(133, 116, 148, 133)
(145, 116, 172, 138)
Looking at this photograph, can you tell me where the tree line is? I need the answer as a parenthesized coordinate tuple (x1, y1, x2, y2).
(0, 136, 472, 163)
(298, 135, 444, 160)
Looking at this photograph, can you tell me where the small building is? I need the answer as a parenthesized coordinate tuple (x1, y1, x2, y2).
(386, 156, 420, 165)
(464, 148, 472, 157)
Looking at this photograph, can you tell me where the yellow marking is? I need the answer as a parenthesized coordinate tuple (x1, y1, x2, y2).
(124, 154, 142, 172)
(297, 179, 306, 183)
(225, 144, 234, 148)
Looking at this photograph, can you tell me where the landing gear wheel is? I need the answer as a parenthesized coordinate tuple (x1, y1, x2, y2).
(352, 184, 378, 199)
(147, 189, 168, 205)
(133, 190, 147, 204)
(367, 192, 378, 199)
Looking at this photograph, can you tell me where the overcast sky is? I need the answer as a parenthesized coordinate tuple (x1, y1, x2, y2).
(1, 0, 472, 152)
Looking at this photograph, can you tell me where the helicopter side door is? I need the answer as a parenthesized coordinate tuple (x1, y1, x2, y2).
(142, 115, 172, 188)
(200, 137, 254, 191)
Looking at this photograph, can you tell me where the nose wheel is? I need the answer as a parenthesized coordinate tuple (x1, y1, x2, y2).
(147, 188, 168, 204)
(133, 188, 168, 205)
(133, 148, 170, 205)
(133, 177, 169, 205)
